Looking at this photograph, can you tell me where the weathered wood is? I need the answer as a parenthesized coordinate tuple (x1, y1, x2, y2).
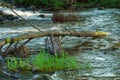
(0, 30, 110, 47)
(45, 36, 63, 56)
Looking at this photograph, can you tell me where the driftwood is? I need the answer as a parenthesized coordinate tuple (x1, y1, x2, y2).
(0, 30, 110, 47)
(0, 30, 110, 57)
(45, 36, 63, 56)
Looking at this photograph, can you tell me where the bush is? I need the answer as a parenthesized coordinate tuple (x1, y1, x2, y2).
(14, 0, 64, 9)
(40, 0, 64, 9)
(14, 0, 40, 7)
(88, 0, 120, 7)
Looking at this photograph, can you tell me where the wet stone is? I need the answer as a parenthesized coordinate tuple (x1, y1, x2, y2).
(39, 14, 46, 18)
(75, 77, 120, 80)
(0, 56, 4, 67)
(32, 74, 53, 80)
(32, 74, 43, 80)
(75, 77, 96, 80)
(0, 10, 18, 22)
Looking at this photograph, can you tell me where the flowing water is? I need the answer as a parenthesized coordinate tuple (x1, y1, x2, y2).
(0, 7, 120, 80)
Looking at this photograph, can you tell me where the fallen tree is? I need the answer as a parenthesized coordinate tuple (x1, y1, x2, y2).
(0, 30, 110, 57)
(0, 30, 110, 47)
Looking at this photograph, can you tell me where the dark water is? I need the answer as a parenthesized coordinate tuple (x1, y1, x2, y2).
(0, 8, 120, 80)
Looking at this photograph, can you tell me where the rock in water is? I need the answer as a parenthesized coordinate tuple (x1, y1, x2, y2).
(39, 14, 45, 18)
(32, 74, 53, 80)
(0, 10, 18, 22)
(52, 13, 78, 23)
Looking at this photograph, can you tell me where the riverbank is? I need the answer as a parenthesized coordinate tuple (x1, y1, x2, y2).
(2, 0, 120, 11)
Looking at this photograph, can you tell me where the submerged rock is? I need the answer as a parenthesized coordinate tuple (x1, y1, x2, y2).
(98, 7, 105, 10)
(32, 74, 53, 80)
(52, 13, 79, 23)
(0, 10, 18, 22)
(39, 14, 46, 18)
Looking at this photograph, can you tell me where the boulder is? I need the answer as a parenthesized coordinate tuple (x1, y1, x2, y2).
(52, 13, 78, 23)
(98, 7, 105, 10)
(39, 14, 45, 18)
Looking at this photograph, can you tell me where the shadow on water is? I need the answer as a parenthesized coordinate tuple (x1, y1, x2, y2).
(0, 8, 120, 80)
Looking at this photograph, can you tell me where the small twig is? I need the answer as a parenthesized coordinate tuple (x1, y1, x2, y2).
(5, 42, 13, 53)
(10, 9, 42, 32)
(21, 38, 32, 47)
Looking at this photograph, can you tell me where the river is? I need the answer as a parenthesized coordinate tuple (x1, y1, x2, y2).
(0, 7, 120, 80)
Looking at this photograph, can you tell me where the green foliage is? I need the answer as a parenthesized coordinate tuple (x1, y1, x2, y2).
(14, 0, 64, 9)
(6, 50, 90, 72)
(51, 0, 64, 9)
(14, 0, 40, 7)
(32, 50, 78, 72)
(2, 0, 120, 9)
(88, 0, 120, 7)
(6, 37, 11, 43)
(40, 0, 65, 9)
(6, 57, 31, 72)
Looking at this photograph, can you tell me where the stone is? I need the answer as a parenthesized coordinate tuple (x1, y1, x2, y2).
(0, 10, 18, 22)
(32, 74, 43, 80)
(39, 14, 45, 18)
(32, 74, 53, 80)
(98, 7, 105, 10)
(52, 13, 66, 23)
(52, 13, 78, 23)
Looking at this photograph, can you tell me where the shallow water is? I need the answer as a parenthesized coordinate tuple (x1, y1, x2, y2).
(0, 8, 120, 80)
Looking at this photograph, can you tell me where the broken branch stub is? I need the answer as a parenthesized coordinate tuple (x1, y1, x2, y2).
(45, 36, 63, 56)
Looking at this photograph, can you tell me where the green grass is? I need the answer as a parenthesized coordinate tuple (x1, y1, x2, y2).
(6, 57, 31, 72)
(32, 51, 78, 72)
(6, 50, 90, 72)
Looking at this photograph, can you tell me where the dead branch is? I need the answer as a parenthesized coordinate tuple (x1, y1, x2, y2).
(0, 30, 110, 47)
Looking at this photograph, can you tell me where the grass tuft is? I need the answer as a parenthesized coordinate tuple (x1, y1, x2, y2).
(6, 50, 90, 72)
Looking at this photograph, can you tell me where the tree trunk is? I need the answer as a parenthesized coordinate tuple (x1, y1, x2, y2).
(0, 30, 110, 47)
